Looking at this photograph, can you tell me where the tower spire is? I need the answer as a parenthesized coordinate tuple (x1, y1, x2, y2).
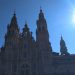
(39, 8, 44, 20)
(5, 12, 19, 43)
(23, 22, 29, 32)
(7, 11, 19, 34)
(22, 22, 30, 37)
(9, 11, 19, 32)
(40, 6, 42, 12)
(60, 35, 69, 55)
(10, 11, 18, 29)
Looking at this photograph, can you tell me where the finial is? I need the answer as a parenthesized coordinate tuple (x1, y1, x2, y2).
(25, 21, 28, 29)
(40, 6, 42, 13)
(25, 21, 28, 27)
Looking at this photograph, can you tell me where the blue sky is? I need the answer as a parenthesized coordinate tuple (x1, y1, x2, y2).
(0, 0, 75, 54)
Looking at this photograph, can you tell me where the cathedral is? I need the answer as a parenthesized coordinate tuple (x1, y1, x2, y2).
(0, 9, 75, 75)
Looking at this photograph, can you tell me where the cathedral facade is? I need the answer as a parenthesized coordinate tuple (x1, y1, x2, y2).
(0, 9, 75, 75)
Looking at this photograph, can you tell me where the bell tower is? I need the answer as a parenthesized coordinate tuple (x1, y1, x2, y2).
(36, 9, 52, 52)
(36, 9, 53, 75)
(5, 12, 19, 75)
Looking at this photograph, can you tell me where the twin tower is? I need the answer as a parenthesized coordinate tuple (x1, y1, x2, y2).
(5, 9, 69, 55)
(0, 9, 69, 75)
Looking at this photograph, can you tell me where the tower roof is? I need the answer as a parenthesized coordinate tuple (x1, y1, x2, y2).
(60, 35, 66, 44)
(40, 7, 43, 13)
(60, 35, 69, 55)
(10, 12, 18, 28)
(61, 35, 63, 41)
(39, 8, 45, 20)
(6, 12, 19, 36)
(60, 35, 65, 45)
(23, 22, 29, 32)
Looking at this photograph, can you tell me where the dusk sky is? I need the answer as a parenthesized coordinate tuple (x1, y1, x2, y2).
(0, 0, 75, 54)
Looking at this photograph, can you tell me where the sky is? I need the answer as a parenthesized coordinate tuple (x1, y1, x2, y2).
(0, 0, 75, 54)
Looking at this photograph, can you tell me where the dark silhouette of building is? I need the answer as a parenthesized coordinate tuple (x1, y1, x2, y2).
(0, 9, 75, 75)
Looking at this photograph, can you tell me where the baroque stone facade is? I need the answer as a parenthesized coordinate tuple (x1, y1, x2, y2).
(0, 9, 75, 75)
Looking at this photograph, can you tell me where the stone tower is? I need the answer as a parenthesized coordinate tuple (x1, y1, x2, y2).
(4, 13, 19, 75)
(18, 23, 36, 75)
(60, 36, 69, 55)
(36, 9, 52, 52)
(36, 9, 53, 75)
